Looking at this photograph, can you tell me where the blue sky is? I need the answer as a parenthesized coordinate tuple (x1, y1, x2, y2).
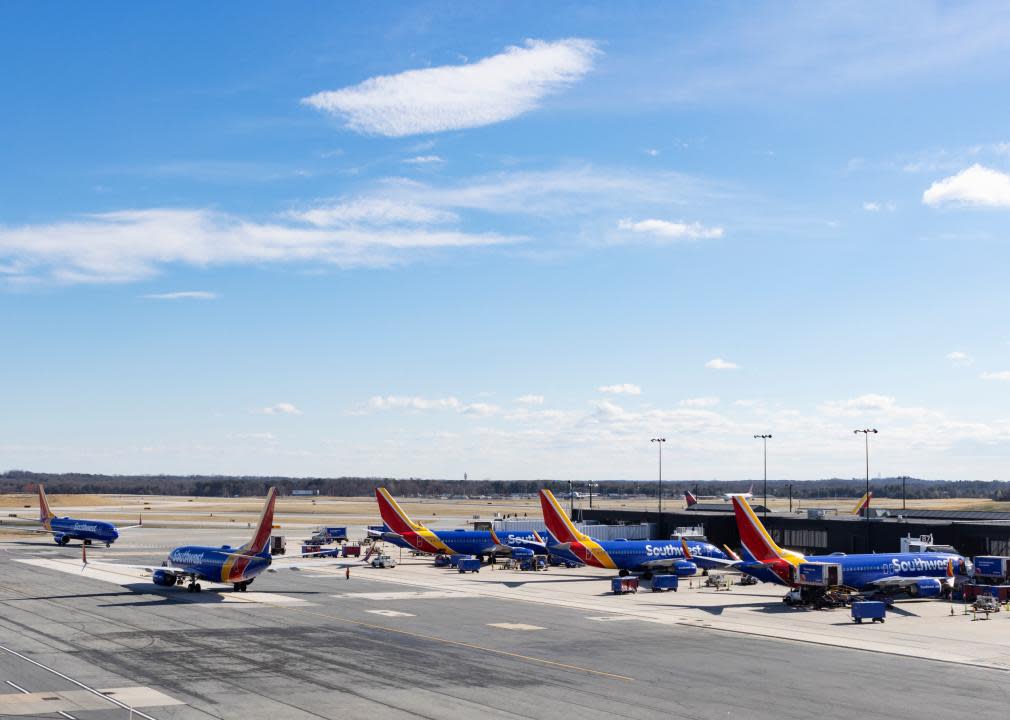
(3, 2, 1010, 480)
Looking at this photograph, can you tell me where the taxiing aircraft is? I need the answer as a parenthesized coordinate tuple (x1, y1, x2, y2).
(82, 487, 359, 592)
(371, 488, 546, 560)
(539, 489, 730, 577)
(684, 485, 754, 507)
(685, 495, 971, 598)
(26, 484, 138, 547)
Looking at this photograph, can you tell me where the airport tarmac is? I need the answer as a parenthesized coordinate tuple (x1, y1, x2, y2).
(2, 526, 1009, 719)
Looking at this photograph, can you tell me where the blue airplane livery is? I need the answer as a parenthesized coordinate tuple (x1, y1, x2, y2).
(538, 489, 730, 577)
(31, 484, 136, 547)
(688, 495, 972, 599)
(84, 487, 359, 593)
(372, 488, 546, 560)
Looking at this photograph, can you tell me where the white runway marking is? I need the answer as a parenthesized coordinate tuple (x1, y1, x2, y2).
(366, 609, 415, 617)
(14, 559, 309, 605)
(585, 615, 642, 622)
(487, 623, 545, 631)
(332, 590, 474, 600)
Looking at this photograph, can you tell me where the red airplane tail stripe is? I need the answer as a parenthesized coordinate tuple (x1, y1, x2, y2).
(242, 487, 277, 555)
(375, 489, 418, 535)
(731, 496, 783, 564)
(538, 490, 583, 544)
(684, 491, 698, 507)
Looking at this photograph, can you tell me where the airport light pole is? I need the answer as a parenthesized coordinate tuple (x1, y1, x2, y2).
(651, 438, 666, 515)
(854, 428, 878, 549)
(754, 434, 772, 519)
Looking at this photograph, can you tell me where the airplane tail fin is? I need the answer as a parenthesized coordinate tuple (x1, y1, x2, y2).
(684, 490, 698, 507)
(723, 544, 742, 562)
(538, 490, 590, 544)
(731, 495, 787, 564)
(375, 488, 428, 535)
(38, 484, 55, 523)
(851, 491, 872, 516)
(240, 487, 277, 555)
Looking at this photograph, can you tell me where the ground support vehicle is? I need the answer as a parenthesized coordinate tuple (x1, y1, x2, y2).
(370, 554, 396, 569)
(611, 576, 639, 594)
(651, 574, 679, 592)
(458, 557, 481, 573)
(851, 601, 886, 623)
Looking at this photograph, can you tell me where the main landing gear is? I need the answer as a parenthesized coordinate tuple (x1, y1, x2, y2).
(619, 569, 630, 577)
(187, 582, 203, 593)
(233, 581, 251, 592)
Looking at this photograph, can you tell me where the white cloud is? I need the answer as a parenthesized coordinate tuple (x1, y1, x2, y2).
(598, 384, 642, 395)
(260, 403, 302, 416)
(819, 393, 896, 416)
(516, 394, 545, 405)
(462, 402, 500, 417)
(946, 351, 973, 366)
(923, 164, 1010, 208)
(705, 358, 738, 370)
(302, 38, 598, 137)
(862, 201, 895, 212)
(142, 291, 218, 301)
(981, 371, 1010, 381)
(404, 155, 444, 165)
(367, 395, 462, 411)
(617, 218, 724, 241)
(0, 208, 517, 285)
(288, 198, 457, 227)
(680, 396, 720, 408)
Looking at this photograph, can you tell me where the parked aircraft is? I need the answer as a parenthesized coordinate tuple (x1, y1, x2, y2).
(851, 491, 872, 516)
(683, 495, 971, 599)
(82, 487, 358, 592)
(26, 484, 138, 547)
(371, 488, 545, 560)
(538, 489, 730, 577)
(684, 485, 754, 507)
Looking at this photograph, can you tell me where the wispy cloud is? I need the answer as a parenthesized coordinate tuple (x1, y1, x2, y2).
(0, 208, 517, 285)
(981, 371, 1010, 381)
(287, 198, 457, 227)
(259, 403, 302, 416)
(302, 38, 598, 137)
(946, 351, 973, 366)
(516, 394, 545, 405)
(143, 291, 218, 301)
(923, 164, 1010, 208)
(404, 155, 444, 165)
(363, 395, 499, 417)
(617, 218, 724, 241)
(598, 383, 642, 395)
(680, 396, 720, 408)
(705, 358, 738, 370)
(862, 201, 895, 212)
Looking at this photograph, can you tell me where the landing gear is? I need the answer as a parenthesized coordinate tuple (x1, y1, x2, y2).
(84, 539, 92, 546)
(641, 571, 653, 580)
(619, 569, 630, 577)
(233, 581, 250, 592)
(106, 542, 112, 548)
(187, 582, 202, 593)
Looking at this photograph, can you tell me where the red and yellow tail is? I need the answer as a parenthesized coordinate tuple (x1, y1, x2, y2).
(851, 491, 872, 516)
(38, 484, 55, 527)
(732, 495, 791, 564)
(375, 488, 430, 535)
(539, 489, 591, 544)
(239, 487, 277, 555)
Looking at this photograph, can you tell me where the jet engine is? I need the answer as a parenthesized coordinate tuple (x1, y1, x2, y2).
(672, 560, 698, 577)
(152, 569, 179, 587)
(907, 578, 942, 598)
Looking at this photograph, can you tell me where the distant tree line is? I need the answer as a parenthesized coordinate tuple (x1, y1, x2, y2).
(3, 470, 1010, 501)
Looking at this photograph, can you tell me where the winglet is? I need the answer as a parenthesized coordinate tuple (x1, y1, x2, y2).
(723, 544, 742, 562)
(684, 490, 698, 508)
(680, 537, 693, 560)
(946, 558, 954, 578)
(240, 487, 277, 555)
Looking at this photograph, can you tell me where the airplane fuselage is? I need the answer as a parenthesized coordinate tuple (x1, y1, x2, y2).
(738, 550, 966, 590)
(46, 517, 119, 546)
(551, 537, 731, 574)
(167, 545, 272, 584)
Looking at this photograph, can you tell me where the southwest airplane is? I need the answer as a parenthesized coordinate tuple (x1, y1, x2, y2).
(372, 488, 545, 560)
(539, 489, 730, 577)
(685, 495, 971, 598)
(84, 487, 358, 592)
(27, 484, 138, 547)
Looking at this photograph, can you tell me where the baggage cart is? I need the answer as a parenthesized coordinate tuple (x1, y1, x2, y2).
(458, 557, 481, 573)
(851, 601, 886, 623)
(651, 574, 679, 592)
(611, 576, 639, 594)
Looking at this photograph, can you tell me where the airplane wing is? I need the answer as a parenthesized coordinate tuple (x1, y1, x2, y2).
(678, 538, 743, 568)
(867, 575, 946, 590)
